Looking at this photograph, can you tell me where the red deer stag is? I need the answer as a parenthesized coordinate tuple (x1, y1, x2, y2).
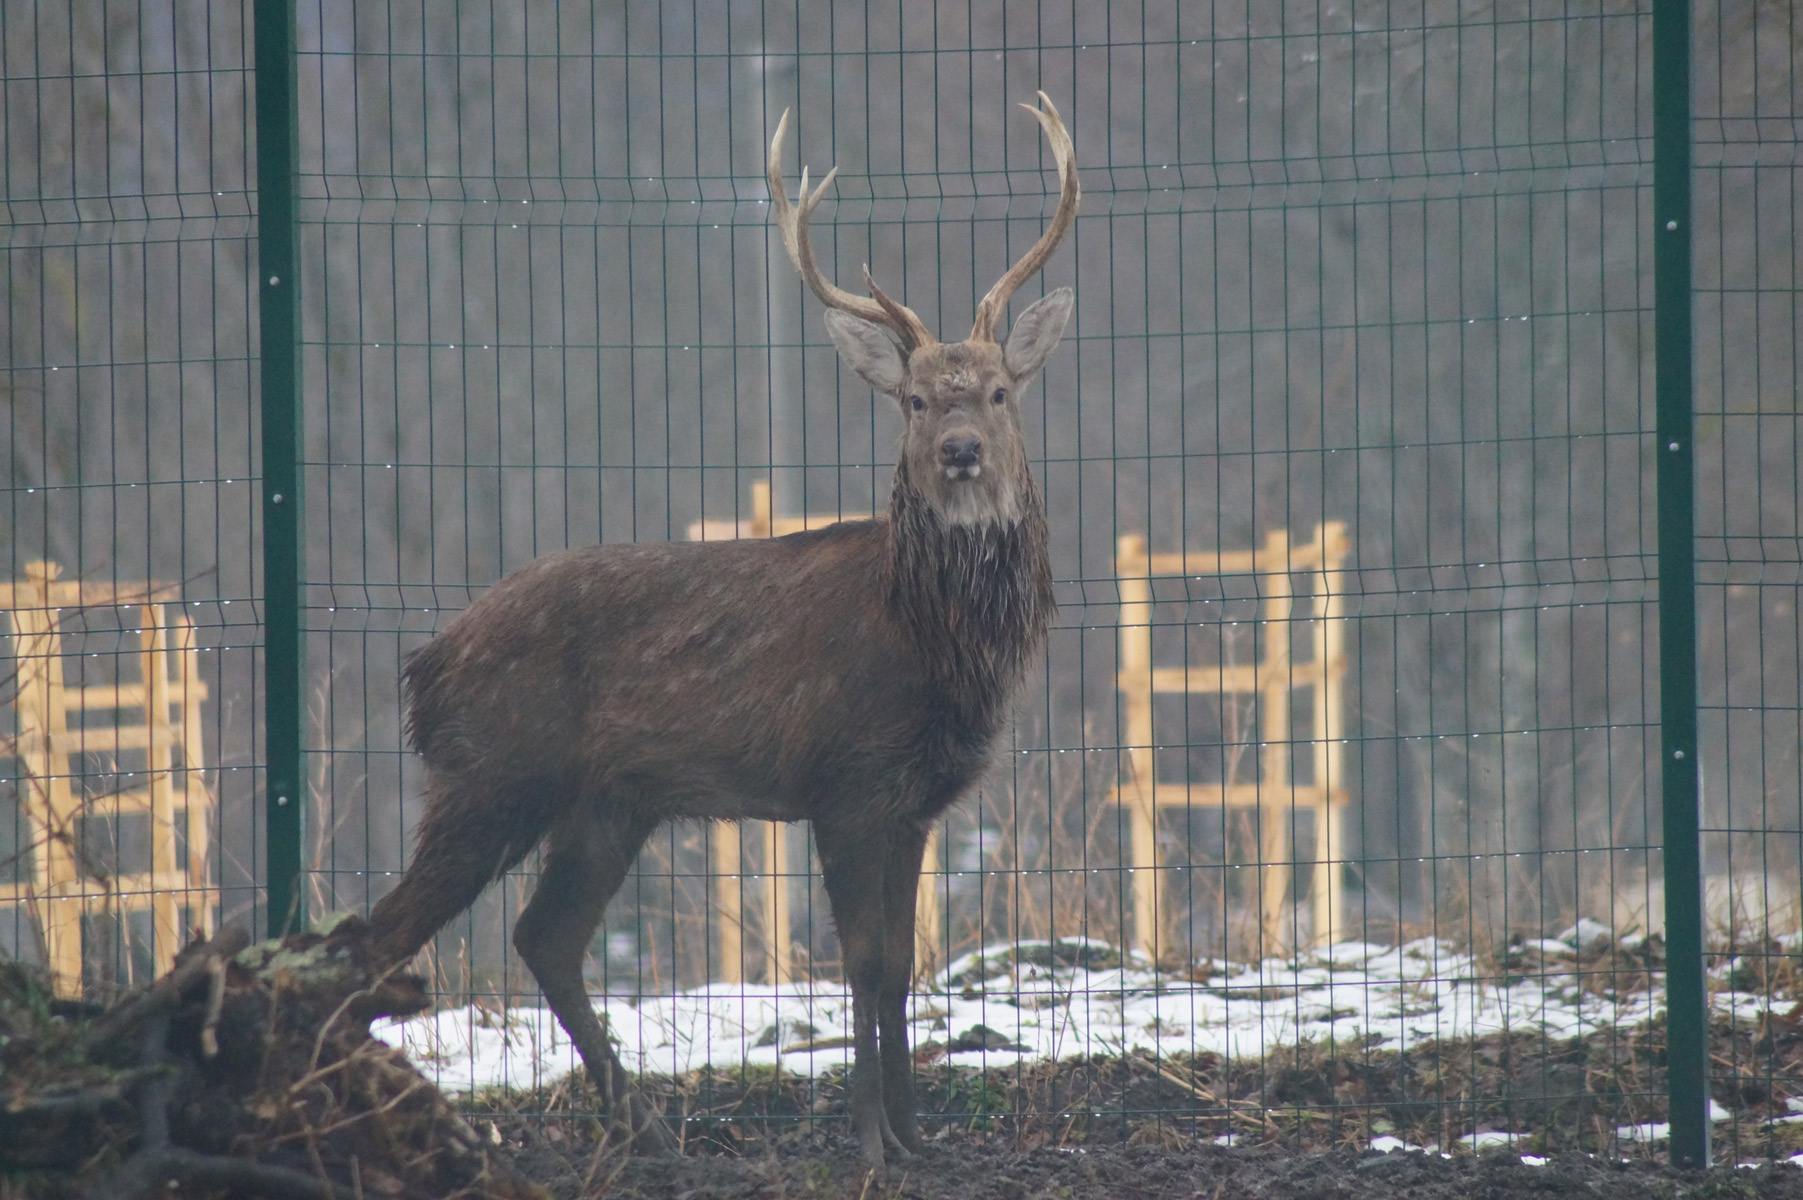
(366, 93, 1079, 1170)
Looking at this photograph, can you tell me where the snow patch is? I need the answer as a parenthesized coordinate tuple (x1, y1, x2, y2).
(1458, 1130, 1528, 1150)
(371, 934, 1768, 1101)
(1558, 918, 1615, 954)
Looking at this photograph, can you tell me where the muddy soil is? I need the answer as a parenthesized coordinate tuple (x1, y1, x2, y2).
(497, 1127, 1803, 1200)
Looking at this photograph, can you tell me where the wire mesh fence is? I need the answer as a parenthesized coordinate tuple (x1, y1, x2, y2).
(3, 0, 1799, 1165)
(2, 3, 264, 991)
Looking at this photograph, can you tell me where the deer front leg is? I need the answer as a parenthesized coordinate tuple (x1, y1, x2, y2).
(878, 822, 931, 1154)
(816, 820, 910, 1172)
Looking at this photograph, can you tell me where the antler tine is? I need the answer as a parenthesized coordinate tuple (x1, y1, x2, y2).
(766, 109, 935, 351)
(969, 91, 1081, 343)
(861, 264, 923, 340)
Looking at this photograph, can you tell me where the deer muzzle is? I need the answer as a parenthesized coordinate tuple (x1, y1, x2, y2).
(940, 433, 984, 479)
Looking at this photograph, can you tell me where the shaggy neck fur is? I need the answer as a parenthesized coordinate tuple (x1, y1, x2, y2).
(883, 457, 1055, 734)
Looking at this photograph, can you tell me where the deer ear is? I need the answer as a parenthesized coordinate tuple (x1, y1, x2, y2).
(823, 310, 908, 395)
(1001, 286, 1075, 381)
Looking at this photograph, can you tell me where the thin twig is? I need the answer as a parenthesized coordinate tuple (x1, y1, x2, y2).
(1153, 1062, 1217, 1103)
(269, 1076, 429, 1146)
(302, 1118, 341, 1200)
(303, 963, 396, 1079)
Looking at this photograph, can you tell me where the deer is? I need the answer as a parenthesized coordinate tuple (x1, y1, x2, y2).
(364, 92, 1079, 1172)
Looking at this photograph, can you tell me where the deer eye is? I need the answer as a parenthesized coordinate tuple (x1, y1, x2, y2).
(992, 388, 1008, 405)
(909, 395, 926, 411)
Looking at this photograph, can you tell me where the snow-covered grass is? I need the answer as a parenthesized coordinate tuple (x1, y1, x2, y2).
(372, 922, 1742, 1100)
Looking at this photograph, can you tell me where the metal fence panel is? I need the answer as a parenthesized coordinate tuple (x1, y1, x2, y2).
(3, 4, 264, 983)
(1691, 0, 1803, 1167)
(4, 0, 1800, 1164)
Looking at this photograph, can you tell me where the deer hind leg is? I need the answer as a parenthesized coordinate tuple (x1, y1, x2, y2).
(513, 802, 677, 1155)
(367, 772, 556, 968)
(816, 819, 912, 1172)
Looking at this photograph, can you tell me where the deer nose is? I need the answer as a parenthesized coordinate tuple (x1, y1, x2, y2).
(941, 434, 983, 469)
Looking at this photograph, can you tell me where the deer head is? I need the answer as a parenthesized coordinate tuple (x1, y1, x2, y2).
(768, 93, 1079, 528)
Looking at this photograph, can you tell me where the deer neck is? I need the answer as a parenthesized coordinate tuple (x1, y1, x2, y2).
(883, 458, 1055, 717)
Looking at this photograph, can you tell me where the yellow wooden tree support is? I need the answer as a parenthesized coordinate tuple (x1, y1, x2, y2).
(688, 483, 944, 984)
(1, 561, 218, 996)
(1112, 524, 1351, 961)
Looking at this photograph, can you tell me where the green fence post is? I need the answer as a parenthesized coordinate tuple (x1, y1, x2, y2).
(255, 0, 305, 937)
(1653, 0, 1707, 1170)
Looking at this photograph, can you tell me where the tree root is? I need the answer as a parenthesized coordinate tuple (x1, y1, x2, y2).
(83, 1009, 332, 1200)
(79, 925, 251, 1053)
(92, 1145, 333, 1200)
(6, 918, 546, 1200)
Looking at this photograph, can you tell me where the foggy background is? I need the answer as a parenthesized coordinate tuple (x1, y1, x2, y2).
(2, 1, 1797, 998)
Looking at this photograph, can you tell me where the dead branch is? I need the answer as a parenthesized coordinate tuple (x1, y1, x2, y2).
(200, 948, 228, 1057)
(80, 924, 250, 1053)
(3, 1066, 162, 1119)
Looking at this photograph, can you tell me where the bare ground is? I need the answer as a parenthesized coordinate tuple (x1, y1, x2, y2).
(8, 920, 1803, 1199)
(495, 1126, 1803, 1200)
(469, 1013, 1803, 1199)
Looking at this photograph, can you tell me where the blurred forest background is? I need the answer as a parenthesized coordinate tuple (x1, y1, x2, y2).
(2, 1, 1798, 997)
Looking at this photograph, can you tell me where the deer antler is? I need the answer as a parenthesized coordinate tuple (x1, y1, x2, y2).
(968, 92, 1080, 344)
(766, 110, 936, 352)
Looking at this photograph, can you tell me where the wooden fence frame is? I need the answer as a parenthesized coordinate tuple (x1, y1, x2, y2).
(1111, 524, 1350, 959)
(1, 561, 217, 996)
